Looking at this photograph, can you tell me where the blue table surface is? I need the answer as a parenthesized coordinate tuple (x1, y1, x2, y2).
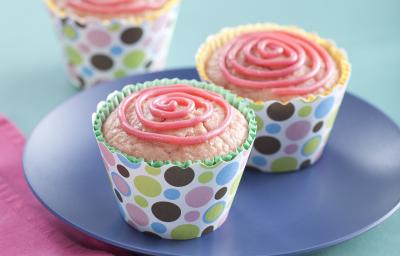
(1, 0, 399, 255)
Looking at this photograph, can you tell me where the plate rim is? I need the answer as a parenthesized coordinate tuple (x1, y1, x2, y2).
(23, 67, 400, 256)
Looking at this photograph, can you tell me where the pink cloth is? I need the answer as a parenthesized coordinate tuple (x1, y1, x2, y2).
(0, 116, 130, 256)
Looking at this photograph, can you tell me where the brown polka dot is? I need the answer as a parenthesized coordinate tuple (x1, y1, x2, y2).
(121, 27, 143, 44)
(91, 54, 113, 70)
(267, 102, 295, 121)
(143, 231, 161, 239)
(145, 60, 153, 69)
(164, 166, 194, 187)
(76, 76, 85, 89)
(215, 187, 227, 200)
(300, 159, 311, 169)
(117, 164, 130, 178)
(201, 226, 214, 236)
(151, 202, 181, 222)
(114, 189, 123, 203)
(61, 17, 68, 24)
(313, 121, 324, 133)
(74, 21, 86, 28)
(254, 136, 281, 155)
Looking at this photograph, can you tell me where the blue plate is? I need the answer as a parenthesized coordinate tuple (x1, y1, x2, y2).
(24, 68, 400, 256)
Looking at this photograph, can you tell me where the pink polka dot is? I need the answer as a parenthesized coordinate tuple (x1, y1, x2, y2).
(184, 211, 200, 222)
(143, 37, 152, 47)
(99, 143, 115, 166)
(185, 186, 213, 208)
(126, 203, 149, 226)
(127, 220, 138, 230)
(286, 120, 311, 141)
(67, 63, 78, 76)
(284, 144, 298, 154)
(112, 173, 130, 196)
(87, 29, 112, 48)
(78, 43, 90, 54)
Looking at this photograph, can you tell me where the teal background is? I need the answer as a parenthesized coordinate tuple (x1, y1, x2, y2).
(0, 0, 399, 255)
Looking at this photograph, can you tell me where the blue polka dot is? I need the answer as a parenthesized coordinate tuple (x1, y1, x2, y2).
(151, 222, 167, 234)
(82, 67, 93, 77)
(252, 156, 267, 167)
(216, 162, 239, 185)
(110, 46, 123, 55)
(315, 97, 335, 119)
(117, 202, 125, 220)
(164, 188, 180, 200)
(117, 154, 141, 169)
(265, 123, 281, 134)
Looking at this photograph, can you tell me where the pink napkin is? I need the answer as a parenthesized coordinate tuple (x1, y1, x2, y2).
(0, 116, 130, 256)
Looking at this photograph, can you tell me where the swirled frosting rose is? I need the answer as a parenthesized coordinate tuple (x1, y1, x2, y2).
(57, 0, 168, 16)
(102, 84, 248, 161)
(205, 30, 340, 102)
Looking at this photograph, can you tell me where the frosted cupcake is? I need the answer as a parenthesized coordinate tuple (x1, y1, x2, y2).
(45, 0, 180, 89)
(196, 24, 351, 172)
(92, 79, 256, 239)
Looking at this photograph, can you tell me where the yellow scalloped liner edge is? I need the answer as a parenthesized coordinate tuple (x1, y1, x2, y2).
(45, 0, 180, 25)
(195, 23, 351, 103)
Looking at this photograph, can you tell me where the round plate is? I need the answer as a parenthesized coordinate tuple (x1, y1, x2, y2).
(24, 68, 400, 256)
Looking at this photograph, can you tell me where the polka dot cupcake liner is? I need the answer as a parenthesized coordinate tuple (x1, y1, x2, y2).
(45, 0, 180, 89)
(247, 83, 348, 172)
(195, 23, 351, 173)
(92, 79, 257, 239)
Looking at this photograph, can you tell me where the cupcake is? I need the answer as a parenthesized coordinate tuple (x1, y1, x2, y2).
(45, 0, 180, 89)
(196, 23, 351, 172)
(92, 79, 256, 239)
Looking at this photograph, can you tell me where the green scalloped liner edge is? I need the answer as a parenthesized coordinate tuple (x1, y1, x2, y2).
(92, 78, 257, 168)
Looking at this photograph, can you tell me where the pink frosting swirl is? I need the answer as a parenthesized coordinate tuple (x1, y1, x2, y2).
(219, 30, 335, 96)
(65, 0, 167, 15)
(118, 84, 233, 145)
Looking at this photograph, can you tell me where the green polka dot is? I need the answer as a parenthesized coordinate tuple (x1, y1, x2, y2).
(249, 101, 264, 111)
(108, 23, 121, 32)
(134, 176, 162, 197)
(66, 46, 82, 65)
(230, 172, 243, 195)
(204, 202, 225, 223)
(63, 25, 76, 39)
(171, 224, 200, 240)
(145, 165, 161, 176)
(271, 157, 298, 172)
(302, 136, 322, 156)
(327, 108, 339, 129)
(134, 195, 148, 208)
(298, 105, 312, 117)
(198, 171, 213, 184)
(113, 70, 126, 79)
(255, 115, 264, 132)
(123, 50, 145, 69)
(200, 161, 222, 169)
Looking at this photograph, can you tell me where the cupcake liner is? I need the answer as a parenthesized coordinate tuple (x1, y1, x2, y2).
(195, 23, 351, 172)
(92, 79, 256, 239)
(45, 0, 180, 89)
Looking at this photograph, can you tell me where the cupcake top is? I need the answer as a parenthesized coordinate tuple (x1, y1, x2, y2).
(49, 0, 177, 20)
(97, 80, 255, 164)
(196, 24, 350, 102)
